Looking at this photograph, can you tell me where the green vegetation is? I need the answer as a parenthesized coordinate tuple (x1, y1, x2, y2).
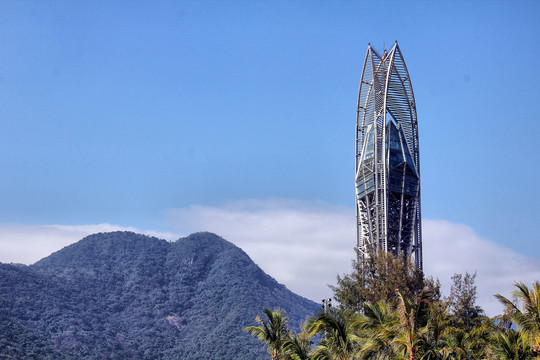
(247, 249, 540, 360)
(330, 247, 424, 313)
(495, 281, 540, 358)
(245, 308, 289, 360)
(0, 231, 319, 359)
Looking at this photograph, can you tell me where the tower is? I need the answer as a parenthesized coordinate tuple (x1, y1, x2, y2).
(355, 42, 422, 269)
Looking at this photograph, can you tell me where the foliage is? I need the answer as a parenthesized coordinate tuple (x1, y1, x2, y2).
(249, 276, 540, 360)
(495, 281, 540, 358)
(330, 248, 424, 313)
(393, 290, 431, 360)
(446, 272, 484, 329)
(245, 308, 289, 360)
(490, 329, 535, 360)
(356, 300, 398, 359)
(307, 308, 361, 360)
(282, 322, 313, 360)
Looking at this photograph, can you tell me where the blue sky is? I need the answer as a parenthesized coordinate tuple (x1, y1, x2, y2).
(1, 0, 539, 314)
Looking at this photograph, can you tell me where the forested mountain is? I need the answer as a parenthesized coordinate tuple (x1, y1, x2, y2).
(0, 231, 319, 359)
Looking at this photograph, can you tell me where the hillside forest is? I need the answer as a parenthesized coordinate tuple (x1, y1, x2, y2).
(0, 232, 319, 359)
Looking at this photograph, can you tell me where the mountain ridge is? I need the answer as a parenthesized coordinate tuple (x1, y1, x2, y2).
(0, 231, 319, 359)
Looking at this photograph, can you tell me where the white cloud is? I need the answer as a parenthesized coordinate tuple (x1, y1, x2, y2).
(422, 219, 540, 316)
(166, 200, 540, 316)
(166, 199, 356, 302)
(1, 199, 539, 316)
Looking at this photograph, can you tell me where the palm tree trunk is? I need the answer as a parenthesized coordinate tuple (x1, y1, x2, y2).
(408, 345, 415, 360)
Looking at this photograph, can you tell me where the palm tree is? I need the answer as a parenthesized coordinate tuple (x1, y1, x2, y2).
(307, 308, 361, 360)
(490, 329, 534, 360)
(356, 300, 397, 360)
(245, 308, 289, 360)
(441, 329, 469, 360)
(393, 290, 431, 360)
(466, 318, 493, 360)
(419, 303, 450, 360)
(358, 292, 442, 360)
(282, 322, 313, 360)
(495, 281, 540, 357)
(440, 313, 492, 360)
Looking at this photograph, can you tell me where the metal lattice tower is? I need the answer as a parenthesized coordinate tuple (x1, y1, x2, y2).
(355, 41, 422, 269)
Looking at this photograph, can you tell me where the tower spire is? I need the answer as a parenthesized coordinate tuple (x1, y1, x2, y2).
(355, 42, 422, 269)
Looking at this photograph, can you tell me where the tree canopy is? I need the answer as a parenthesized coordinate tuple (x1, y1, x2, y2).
(248, 244, 540, 360)
(330, 247, 424, 313)
(249, 282, 540, 360)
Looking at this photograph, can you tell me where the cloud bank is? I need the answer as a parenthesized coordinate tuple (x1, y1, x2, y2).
(0, 223, 177, 264)
(1, 199, 538, 316)
(165, 199, 355, 302)
(422, 219, 540, 315)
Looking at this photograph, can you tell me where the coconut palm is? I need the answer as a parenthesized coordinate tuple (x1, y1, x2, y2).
(467, 318, 493, 360)
(490, 329, 534, 360)
(495, 281, 540, 356)
(441, 329, 469, 360)
(307, 308, 361, 360)
(440, 322, 491, 360)
(393, 290, 431, 360)
(245, 308, 289, 360)
(283, 322, 313, 360)
(437, 310, 492, 360)
(356, 300, 397, 360)
(418, 304, 450, 360)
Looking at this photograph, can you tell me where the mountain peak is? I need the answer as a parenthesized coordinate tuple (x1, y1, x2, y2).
(3, 231, 319, 359)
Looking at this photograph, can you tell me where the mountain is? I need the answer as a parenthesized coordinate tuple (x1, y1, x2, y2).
(0, 231, 319, 359)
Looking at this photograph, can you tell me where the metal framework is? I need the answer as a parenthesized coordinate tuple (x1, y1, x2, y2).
(355, 42, 422, 269)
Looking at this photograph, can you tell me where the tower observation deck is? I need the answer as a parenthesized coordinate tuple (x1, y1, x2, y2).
(355, 42, 422, 269)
